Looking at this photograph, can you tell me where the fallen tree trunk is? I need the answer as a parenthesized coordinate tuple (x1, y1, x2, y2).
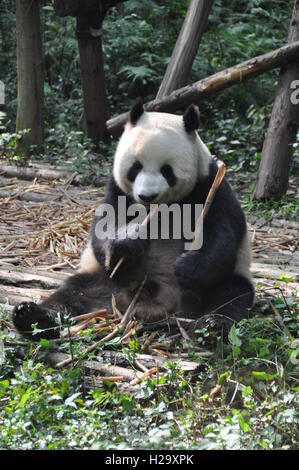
(0, 190, 62, 203)
(107, 40, 299, 137)
(0, 268, 67, 289)
(0, 163, 106, 187)
(0, 164, 66, 182)
(254, 0, 299, 200)
(0, 284, 51, 306)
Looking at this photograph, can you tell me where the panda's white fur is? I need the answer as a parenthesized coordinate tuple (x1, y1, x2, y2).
(113, 111, 211, 205)
(78, 240, 100, 274)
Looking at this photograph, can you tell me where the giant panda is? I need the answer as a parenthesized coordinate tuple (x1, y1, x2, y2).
(13, 100, 255, 340)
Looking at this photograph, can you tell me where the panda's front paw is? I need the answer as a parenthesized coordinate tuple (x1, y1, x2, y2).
(13, 302, 60, 340)
(174, 252, 198, 288)
(112, 224, 149, 259)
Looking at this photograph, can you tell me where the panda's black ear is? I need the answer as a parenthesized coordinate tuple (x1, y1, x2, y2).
(129, 97, 144, 125)
(183, 105, 200, 133)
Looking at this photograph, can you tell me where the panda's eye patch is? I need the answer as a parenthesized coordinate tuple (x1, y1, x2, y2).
(161, 164, 177, 187)
(127, 161, 143, 182)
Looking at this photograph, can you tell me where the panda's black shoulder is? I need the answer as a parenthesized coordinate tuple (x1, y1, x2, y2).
(183, 161, 230, 203)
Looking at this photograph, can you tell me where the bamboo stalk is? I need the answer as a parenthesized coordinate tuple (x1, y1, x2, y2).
(71, 309, 109, 322)
(112, 294, 123, 319)
(191, 162, 226, 247)
(96, 375, 125, 382)
(69, 319, 96, 336)
(130, 366, 158, 385)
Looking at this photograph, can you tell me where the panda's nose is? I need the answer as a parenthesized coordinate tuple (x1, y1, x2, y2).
(138, 193, 158, 203)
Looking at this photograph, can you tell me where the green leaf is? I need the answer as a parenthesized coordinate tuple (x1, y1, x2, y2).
(228, 324, 242, 347)
(251, 371, 277, 381)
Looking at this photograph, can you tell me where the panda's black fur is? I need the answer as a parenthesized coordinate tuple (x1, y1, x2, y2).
(13, 104, 255, 340)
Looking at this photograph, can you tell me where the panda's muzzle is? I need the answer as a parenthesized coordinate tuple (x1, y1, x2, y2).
(138, 193, 158, 203)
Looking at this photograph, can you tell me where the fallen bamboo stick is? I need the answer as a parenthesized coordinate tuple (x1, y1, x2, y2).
(141, 331, 158, 351)
(130, 366, 158, 385)
(69, 319, 96, 336)
(71, 309, 109, 323)
(134, 359, 149, 373)
(91, 318, 121, 334)
(95, 376, 125, 382)
(117, 324, 136, 345)
(112, 294, 123, 319)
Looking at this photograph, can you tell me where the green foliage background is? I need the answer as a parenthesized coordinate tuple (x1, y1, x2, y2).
(0, 0, 297, 173)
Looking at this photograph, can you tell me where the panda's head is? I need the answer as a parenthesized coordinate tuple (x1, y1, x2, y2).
(113, 99, 211, 205)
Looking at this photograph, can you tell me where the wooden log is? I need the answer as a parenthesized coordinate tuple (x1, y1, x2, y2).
(157, 0, 214, 98)
(254, 253, 299, 267)
(0, 285, 51, 306)
(106, 41, 299, 137)
(0, 190, 62, 204)
(0, 268, 65, 289)
(83, 360, 137, 381)
(0, 267, 68, 282)
(0, 163, 106, 187)
(44, 349, 201, 375)
(254, 0, 299, 200)
(83, 376, 137, 394)
(0, 164, 66, 182)
(251, 263, 299, 282)
(86, 350, 200, 372)
(270, 218, 299, 230)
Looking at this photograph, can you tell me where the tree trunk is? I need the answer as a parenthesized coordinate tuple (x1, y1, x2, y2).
(76, 14, 110, 143)
(53, 0, 128, 144)
(53, 0, 126, 17)
(106, 41, 299, 137)
(254, 0, 299, 200)
(156, 0, 215, 99)
(16, 0, 44, 156)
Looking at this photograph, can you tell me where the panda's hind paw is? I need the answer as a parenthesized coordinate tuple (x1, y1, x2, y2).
(12, 302, 60, 340)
